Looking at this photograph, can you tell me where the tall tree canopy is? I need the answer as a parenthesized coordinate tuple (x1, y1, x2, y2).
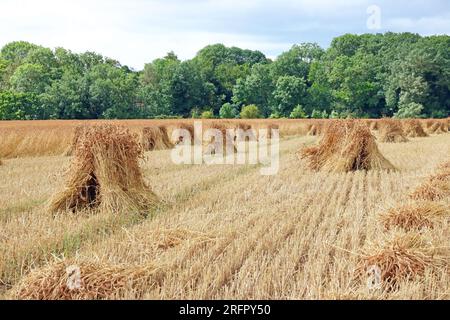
(0, 34, 449, 120)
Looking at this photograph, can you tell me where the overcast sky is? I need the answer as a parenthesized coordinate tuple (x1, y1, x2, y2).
(0, 0, 449, 69)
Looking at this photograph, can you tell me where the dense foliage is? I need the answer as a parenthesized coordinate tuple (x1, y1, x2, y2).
(0, 33, 449, 120)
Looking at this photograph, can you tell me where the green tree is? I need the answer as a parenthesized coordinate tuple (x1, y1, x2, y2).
(192, 44, 267, 112)
(232, 63, 274, 117)
(329, 110, 340, 119)
(138, 84, 172, 118)
(139, 53, 210, 118)
(0, 34, 448, 120)
(139, 53, 180, 118)
(328, 34, 362, 57)
(0, 91, 40, 120)
(290, 105, 307, 118)
(219, 103, 237, 119)
(386, 55, 428, 115)
(10, 63, 51, 94)
(40, 71, 89, 119)
(240, 105, 261, 119)
(272, 76, 307, 117)
(311, 109, 323, 119)
(326, 52, 384, 117)
(88, 64, 139, 119)
(191, 107, 201, 118)
(269, 111, 283, 119)
(0, 41, 40, 64)
(201, 110, 215, 119)
(171, 61, 206, 117)
(25, 47, 60, 78)
(386, 38, 449, 118)
(0, 57, 8, 89)
(394, 102, 424, 118)
(271, 43, 324, 79)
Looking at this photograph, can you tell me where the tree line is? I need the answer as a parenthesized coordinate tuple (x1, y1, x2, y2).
(0, 32, 449, 120)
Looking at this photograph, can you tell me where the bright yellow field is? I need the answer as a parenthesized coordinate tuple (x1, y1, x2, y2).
(0, 120, 449, 299)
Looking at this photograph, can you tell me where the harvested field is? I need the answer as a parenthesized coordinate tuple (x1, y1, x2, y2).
(0, 119, 449, 300)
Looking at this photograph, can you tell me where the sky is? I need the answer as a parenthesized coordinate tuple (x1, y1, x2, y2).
(0, 0, 449, 70)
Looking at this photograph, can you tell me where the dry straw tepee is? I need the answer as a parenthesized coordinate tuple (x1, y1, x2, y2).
(378, 119, 409, 143)
(409, 161, 450, 201)
(235, 122, 252, 132)
(369, 120, 379, 131)
(403, 119, 428, 138)
(355, 232, 446, 290)
(11, 260, 164, 300)
(49, 124, 159, 214)
(64, 125, 85, 156)
(379, 201, 448, 231)
(384, 160, 450, 230)
(299, 120, 395, 173)
(141, 126, 173, 151)
(306, 121, 324, 136)
(425, 120, 448, 134)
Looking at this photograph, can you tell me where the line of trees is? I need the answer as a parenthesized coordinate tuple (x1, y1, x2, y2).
(0, 33, 449, 120)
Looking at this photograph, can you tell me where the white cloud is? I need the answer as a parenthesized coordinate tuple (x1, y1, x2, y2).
(0, 0, 448, 69)
(0, 0, 291, 68)
(386, 14, 450, 34)
(287, 0, 369, 15)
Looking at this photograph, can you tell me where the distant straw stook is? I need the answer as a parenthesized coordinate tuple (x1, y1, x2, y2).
(403, 119, 428, 138)
(141, 126, 173, 151)
(299, 120, 395, 173)
(378, 119, 409, 143)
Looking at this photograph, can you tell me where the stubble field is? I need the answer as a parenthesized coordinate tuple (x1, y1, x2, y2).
(0, 119, 449, 300)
